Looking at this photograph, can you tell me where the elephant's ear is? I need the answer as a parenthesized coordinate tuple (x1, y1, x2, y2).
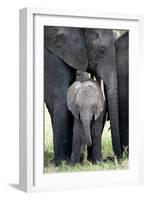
(94, 99, 104, 120)
(94, 86, 105, 120)
(44, 26, 88, 71)
(67, 82, 81, 120)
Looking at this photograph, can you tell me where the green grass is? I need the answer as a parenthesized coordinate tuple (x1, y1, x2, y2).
(44, 105, 128, 173)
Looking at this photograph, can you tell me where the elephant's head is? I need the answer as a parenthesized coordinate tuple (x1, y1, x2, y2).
(76, 71, 90, 82)
(45, 26, 126, 158)
(67, 80, 104, 147)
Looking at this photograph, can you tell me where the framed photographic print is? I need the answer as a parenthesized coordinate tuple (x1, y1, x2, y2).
(19, 8, 144, 192)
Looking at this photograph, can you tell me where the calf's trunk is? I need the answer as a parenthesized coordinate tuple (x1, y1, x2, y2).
(81, 114, 92, 147)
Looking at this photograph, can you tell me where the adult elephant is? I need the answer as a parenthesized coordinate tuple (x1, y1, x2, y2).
(116, 32, 129, 152)
(44, 27, 122, 165)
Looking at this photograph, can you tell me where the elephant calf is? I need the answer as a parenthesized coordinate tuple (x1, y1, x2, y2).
(66, 74, 106, 164)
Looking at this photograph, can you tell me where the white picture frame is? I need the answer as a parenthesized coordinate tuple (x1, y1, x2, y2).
(19, 7, 144, 192)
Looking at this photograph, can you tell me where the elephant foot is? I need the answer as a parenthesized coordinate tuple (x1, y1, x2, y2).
(51, 156, 71, 166)
(103, 156, 122, 165)
(87, 156, 102, 164)
(87, 149, 102, 164)
(70, 158, 80, 165)
(51, 158, 62, 166)
(70, 161, 76, 166)
(70, 154, 80, 165)
(103, 156, 115, 162)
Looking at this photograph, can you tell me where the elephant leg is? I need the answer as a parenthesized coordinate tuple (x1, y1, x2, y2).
(92, 133, 102, 163)
(52, 102, 74, 165)
(87, 137, 102, 163)
(118, 84, 129, 153)
(116, 31, 129, 153)
(45, 98, 74, 166)
(87, 135, 102, 163)
(71, 119, 83, 165)
(44, 48, 76, 166)
(87, 118, 104, 163)
(119, 108, 129, 153)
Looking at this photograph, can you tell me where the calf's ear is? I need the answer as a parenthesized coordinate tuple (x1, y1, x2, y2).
(94, 98, 104, 120)
(67, 82, 81, 120)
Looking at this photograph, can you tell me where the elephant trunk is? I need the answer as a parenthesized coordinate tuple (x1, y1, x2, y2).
(95, 55, 122, 159)
(81, 112, 92, 147)
(106, 75, 122, 159)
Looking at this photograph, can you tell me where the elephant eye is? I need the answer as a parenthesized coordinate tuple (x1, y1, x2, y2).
(98, 47, 106, 57)
(92, 32, 99, 38)
(100, 49, 105, 55)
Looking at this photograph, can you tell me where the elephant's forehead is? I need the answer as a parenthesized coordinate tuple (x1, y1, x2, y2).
(82, 81, 97, 89)
(77, 90, 97, 107)
(78, 83, 98, 99)
(84, 28, 113, 47)
(85, 28, 113, 37)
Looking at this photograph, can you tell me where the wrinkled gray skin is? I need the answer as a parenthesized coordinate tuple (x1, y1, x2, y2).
(67, 79, 106, 164)
(76, 71, 90, 82)
(44, 27, 124, 165)
(116, 32, 129, 152)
